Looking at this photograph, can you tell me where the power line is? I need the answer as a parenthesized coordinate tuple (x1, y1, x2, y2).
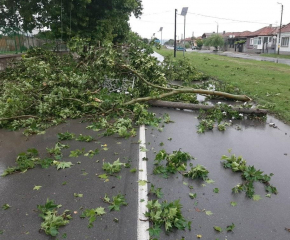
(187, 12, 273, 25)
(141, 10, 171, 16)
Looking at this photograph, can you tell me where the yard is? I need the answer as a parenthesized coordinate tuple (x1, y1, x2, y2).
(157, 49, 290, 123)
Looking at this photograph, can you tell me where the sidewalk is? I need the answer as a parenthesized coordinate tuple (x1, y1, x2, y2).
(209, 51, 290, 66)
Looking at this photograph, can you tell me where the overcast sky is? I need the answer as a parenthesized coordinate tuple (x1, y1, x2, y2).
(129, 0, 289, 41)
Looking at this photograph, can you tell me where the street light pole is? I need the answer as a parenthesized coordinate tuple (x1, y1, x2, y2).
(181, 7, 188, 57)
(277, 2, 283, 55)
(158, 27, 163, 45)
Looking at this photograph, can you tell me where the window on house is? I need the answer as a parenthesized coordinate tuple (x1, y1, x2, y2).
(269, 37, 272, 42)
(250, 38, 254, 45)
(281, 37, 289, 47)
(258, 37, 262, 45)
(253, 38, 258, 45)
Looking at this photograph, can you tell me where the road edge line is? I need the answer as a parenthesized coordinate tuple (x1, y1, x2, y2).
(137, 125, 149, 240)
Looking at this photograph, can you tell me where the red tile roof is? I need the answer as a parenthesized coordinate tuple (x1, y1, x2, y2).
(247, 26, 279, 36)
(280, 23, 290, 33)
(222, 31, 251, 37)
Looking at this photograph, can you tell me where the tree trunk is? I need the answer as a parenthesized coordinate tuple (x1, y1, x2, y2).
(148, 100, 267, 115)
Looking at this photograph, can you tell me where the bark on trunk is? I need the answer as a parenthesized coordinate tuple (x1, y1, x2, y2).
(148, 100, 267, 115)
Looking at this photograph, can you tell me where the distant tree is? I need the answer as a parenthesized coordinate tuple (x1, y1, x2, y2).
(164, 39, 175, 46)
(0, 0, 142, 43)
(196, 39, 203, 49)
(185, 42, 190, 48)
(143, 38, 149, 44)
(203, 34, 224, 50)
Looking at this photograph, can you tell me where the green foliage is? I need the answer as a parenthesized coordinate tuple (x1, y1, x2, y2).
(162, 56, 209, 83)
(153, 150, 193, 178)
(213, 188, 219, 193)
(46, 142, 69, 159)
(196, 39, 203, 49)
(2, 148, 40, 176)
(197, 119, 214, 134)
(0, 1, 142, 43)
(102, 159, 125, 175)
(80, 207, 106, 228)
(84, 149, 100, 158)
(133, 104, 162, 127)
(213, 226, 223, 232)
(103, 194, 128, 211)
(2, 204, 11, 210)
(183, 164, 209, 180)
(69, 148, 85, 158)
(149, 184, 164, 199)
(145, 199, 191, 238)
(57, 132, 75, 140)
(76, 134, 94, 142)
(197, 103, 242, 133)
(189, 193, 197, 199)
(54, 161, 74, 170)
(203, 34, 224, 50)
(222, 152, 277, 199)
(37, 199, 71, 237)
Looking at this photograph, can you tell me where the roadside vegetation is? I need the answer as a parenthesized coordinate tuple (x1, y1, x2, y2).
(157, 49, 290, 123)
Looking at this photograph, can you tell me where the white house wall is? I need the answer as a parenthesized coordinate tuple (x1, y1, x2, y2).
(276, 32, 290, 54)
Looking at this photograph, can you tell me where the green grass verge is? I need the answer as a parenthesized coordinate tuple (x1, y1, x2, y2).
(156, 49, 290, 123)
(260, 53, 290, 59)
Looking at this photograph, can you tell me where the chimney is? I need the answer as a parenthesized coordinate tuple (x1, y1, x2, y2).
(269, 24, 272, 27)
(223, 31, 225, 34)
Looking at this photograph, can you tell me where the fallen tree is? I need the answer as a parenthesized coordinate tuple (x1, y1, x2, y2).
(0, 34, 257, 135)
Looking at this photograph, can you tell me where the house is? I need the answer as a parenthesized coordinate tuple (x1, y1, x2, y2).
(276, 23, 290, 54)
(245, 25, 279, 54)
(223, 31, 251, 52)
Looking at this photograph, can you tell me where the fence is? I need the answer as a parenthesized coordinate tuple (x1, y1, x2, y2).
(0, 30, 67, 55)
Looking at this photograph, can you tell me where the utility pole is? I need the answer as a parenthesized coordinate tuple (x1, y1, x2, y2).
(174, 9, 177, 57)
(277, 2, 283, 55)
(215, 21, 219, 34)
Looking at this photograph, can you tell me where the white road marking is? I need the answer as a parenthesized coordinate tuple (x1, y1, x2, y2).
(137, 125, 150, 240)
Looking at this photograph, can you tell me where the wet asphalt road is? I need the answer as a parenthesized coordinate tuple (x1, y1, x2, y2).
(0, 119, 139, 240)
(1, 108, 290, 239)
(146, 107, 290, 240)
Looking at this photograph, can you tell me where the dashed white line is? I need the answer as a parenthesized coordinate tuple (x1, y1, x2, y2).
(137, 125, 149, 240)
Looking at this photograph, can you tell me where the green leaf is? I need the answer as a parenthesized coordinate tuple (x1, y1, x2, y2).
(138, 180, 148, 186)
(213, 226, 223, 232)
(58, 132, 75, 140)
(76, 134, 94, 142)
(189, 193, 197, 199)
(253, 194, 262, 201)
(205, 210, 213, 216)
(265, 194, 271, 198)
(33, 186, 42, 191)
(55, 161, 73, 170)
(183, 181, 188, 186)
(230, 201, 237, 207)
(74, 193, 83, 198)
(130, 168, 137, 173)
(226, 223, 235, 232)
(0, 230, 4, 234)
(140, 199, 145, 202)
(205, 179, 215, 184)
(2, 204, 11, 210)
(213, 188, 219, 193)
(98, 174, 108, 179)
(103, 194, 128, 211)
(148, 226, 161, 237)
(95, 207, 106, 216)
